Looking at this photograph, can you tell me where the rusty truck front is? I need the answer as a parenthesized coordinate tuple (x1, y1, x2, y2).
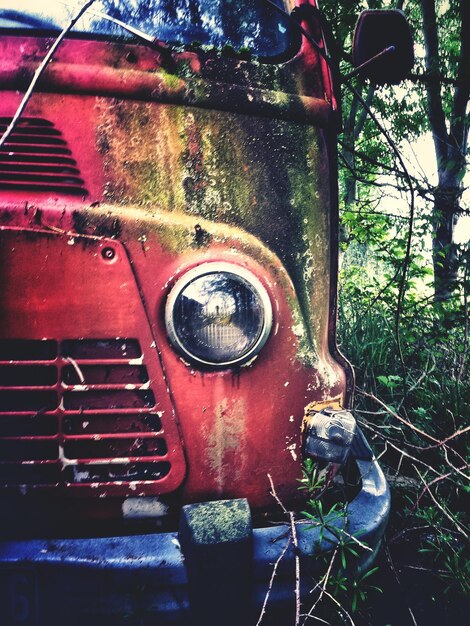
(0, 1, 392, 624)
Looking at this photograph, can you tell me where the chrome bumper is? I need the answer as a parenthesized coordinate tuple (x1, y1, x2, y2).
(0, 455, 389, 626)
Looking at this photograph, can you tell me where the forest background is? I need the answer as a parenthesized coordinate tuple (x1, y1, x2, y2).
(318, 0, 469, 623)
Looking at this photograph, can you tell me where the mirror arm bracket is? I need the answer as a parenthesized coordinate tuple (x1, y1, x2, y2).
(342, 45, 396, 83)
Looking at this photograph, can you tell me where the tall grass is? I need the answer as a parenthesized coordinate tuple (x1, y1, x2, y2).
(338, 255, 470, 598)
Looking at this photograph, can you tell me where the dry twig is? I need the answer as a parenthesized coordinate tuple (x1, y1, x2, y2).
(267, 474, 300, 626)
(413, 465, 469, 538)
(289, 511, 301, 626)
(255, 538, 292, 626)
(301, 545, 339, 626)
(385, 546, 418, 626)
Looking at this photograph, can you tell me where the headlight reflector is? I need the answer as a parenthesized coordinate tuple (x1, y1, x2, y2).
(165, 263, 273, 367)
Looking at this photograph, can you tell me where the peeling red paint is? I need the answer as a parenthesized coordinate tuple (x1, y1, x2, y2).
(0, 1, 350, 522)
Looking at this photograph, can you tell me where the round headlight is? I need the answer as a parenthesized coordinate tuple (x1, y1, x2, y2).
(165, 263, 273, 367)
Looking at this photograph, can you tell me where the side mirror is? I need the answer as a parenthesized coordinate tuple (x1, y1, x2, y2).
(352, 9, 414, 85)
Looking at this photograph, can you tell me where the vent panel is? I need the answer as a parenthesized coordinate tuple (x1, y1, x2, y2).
(62, 339, 141, 360)
(0, 365, 57, 387)
(0, 117, 88, 196)
(63, 437, 168, 460)
(0, 339, 172, 492)
(0, 415, 58, 437)
(63, 389, 156, 411)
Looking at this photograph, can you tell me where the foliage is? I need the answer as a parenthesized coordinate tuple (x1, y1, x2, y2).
(321, 0, 469, 300)
(297, 459, 384, 620)
(318, 0, 470, 619)
(338, 233, 469, 598)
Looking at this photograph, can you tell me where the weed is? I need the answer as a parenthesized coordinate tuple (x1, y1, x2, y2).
(338, 239, 470, 602)
(299, 460, 383, 618)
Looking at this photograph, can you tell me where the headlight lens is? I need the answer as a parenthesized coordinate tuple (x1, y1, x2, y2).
(165, 263, 273, 367)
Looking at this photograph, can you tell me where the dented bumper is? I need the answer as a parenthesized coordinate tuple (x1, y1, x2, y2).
(0, 452, 389, 626)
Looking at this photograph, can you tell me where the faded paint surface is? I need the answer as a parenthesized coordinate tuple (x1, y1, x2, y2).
(0, 26, 347, 513)
(202, 396, 248, 491)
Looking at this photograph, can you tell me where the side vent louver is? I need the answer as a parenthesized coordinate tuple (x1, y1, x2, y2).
(0, 339, 172, 491)
(0, 117, 88, 196)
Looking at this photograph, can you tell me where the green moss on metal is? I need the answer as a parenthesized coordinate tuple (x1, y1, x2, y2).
(285, 129, 331, 348)
(158, 68, 185, 90)
(94, 99, 331, 364)
(182, 499, 251, 545)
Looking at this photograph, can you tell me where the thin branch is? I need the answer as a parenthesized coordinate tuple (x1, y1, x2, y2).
(358, 421, 459, 484)
(64, 356, 85, 384)
(354, 83, 375, 141)
(347, 85, 415, 407)
(337, 528, 373, 553)
(390, 524, 433, 543)
(413, 465, 468, 538)
(302, 545, 339, 626)
(320, 587, 356, 626)
(385, 546, 418, 626)
(357, 390, 440, 444)
(412, 471, 455, 508)
(337, 139, 432, 194)
(290, 512, 301, 626)
(267, 474, 300, 625)
(358, 390, 470, 469)
(267, 473, 288, 514)
(255, 538, 291, 626)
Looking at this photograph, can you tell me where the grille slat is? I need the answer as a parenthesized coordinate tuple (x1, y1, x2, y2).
(0, 465, 62, 486)
(0, 390, 58, 412)
(0, 117, 54, 126)
(63, 389, 156, 410)
(64, 437, 168, 460)
(0, 154, 77, 165)
(0, 365, 57, 386)
(1, 134, 67, 146)
(62, 364, 149, 385)
(0, 339, 171, 489)
(1, 164, 80, 174)
(1, 144, 71, 155)
(0, 415, 58, 437)
(62, 339, 142, 360)
(0, 172, 85, 184)
(64, 462, 171, 485)
(0, 339, 57, 361)
(0, 117, 87, 196)
(0, 126, 62, 137)
(63, 413, 162, 435)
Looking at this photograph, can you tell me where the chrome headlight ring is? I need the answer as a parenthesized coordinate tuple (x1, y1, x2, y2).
(165, 262, 273, 368)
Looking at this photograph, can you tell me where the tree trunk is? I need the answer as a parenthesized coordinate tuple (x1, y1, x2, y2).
(432, 181, 461, 301)
(421, 0, 469, 301)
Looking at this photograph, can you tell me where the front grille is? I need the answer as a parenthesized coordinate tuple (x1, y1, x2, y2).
(0, 117, 88, 195)
(0, 339, 171, 489)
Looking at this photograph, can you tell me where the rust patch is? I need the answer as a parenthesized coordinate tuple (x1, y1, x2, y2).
(72, 210, 121, 239)
(203, 396, 247, 492)
(193, 223, 211, 247)
(302, 395, 344, 433)
(0, 209, 13, 224)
